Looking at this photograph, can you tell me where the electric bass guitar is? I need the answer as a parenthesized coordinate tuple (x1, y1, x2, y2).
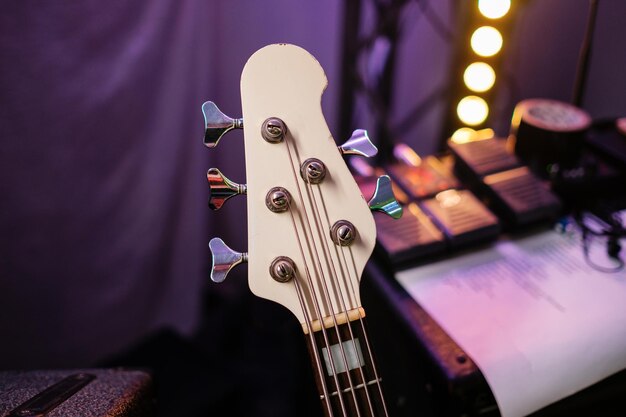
(202, 44, 402, 417)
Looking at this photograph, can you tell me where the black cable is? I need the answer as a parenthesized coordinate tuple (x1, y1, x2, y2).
(574, 212, 625, 273)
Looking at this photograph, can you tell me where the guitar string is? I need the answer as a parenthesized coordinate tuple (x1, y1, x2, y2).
(341, 246, 390, 417)
(284, 154, 350, 417)
(314, 186, 388, 415)
(289, 205, 345, 417)
(308, 184, 377, 417)
(283, 136, 388, 417)
(285, 207, 334, 417)
(285, 197, 338, 417)
(283, 136, 350, 417)
(290, 198, 352, 417)
(312, 187, 377, 417)
(304, 182, 364, 417)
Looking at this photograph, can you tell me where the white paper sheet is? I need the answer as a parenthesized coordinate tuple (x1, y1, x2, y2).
(395, 229, 626, 417)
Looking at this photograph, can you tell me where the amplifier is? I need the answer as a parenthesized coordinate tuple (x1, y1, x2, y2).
(0, 369, 154, 417)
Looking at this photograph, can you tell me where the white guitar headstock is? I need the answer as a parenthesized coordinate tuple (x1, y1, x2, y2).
(204, 44, 401, 331)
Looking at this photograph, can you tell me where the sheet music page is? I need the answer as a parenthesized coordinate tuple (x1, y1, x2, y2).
(395, 229, 626, 417)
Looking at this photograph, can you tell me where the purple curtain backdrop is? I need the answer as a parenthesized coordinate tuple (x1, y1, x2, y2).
(0, 1, 217, 368)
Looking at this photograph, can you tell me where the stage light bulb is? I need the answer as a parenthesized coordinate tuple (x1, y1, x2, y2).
(451, 127, 477, 144)
(457, 96, 489, 126)
(471, 26, 503, 57)
(478, 0, 511, 19)
(451, 127, 496, 143)
(463, 62, 496, 92)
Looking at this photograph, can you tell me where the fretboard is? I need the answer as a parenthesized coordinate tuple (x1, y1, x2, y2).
(304, 316, 388, 417)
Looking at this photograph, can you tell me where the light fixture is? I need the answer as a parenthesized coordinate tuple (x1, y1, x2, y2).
(457, 96, 489, 126)
(435, 189, 462, 208)
(478, 0, 511, 19)
(451, 127, 495, 143)
(463, 62, 496, 92)
(470, 26, 503, 57)
(451, 127, 477, 144)
(441, 1, 516, 145)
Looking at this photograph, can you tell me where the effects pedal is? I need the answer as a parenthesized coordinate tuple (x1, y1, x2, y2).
(351, 159, 446, 266)
(388, 144, 500, 250)
(448, 136, 519, 177)
(449, 137, 562, 228)
(483, 167, 562, 225)
(419, 189, 500, 248)
(387, 147, 459, 199)
(374, 203, 446, 266)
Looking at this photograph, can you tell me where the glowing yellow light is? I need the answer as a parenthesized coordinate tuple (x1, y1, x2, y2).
(475, 128, 495, 140)
(478, 0, 511, 19)
(451, 127, 477, 144)
(463, 62, 496, 92)
(451, 127, 496, 143)
(436, 190, 462, 208)
(471, 26, 503, 57)
(457, 96, 489, 126)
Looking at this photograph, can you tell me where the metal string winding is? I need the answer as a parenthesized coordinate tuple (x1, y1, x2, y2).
(314, 188, 379, 417)
(284, 136, 350, 417)
(305, 182, 364, 417)
(342, 246, 389, 417)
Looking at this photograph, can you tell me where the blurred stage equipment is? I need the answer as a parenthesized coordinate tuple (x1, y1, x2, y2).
(507, 98, 592, 175)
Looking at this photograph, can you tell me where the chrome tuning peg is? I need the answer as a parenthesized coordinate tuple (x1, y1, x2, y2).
(207, 168, 246, 210)
(368, 175, 403, 219)
(209, 238, 248, 283)
(338, 129, 378, 157)
(202, 101, 243, 148)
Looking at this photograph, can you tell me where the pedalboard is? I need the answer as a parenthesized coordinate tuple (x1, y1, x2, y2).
(373, 204, 446, 265)
(447, 136, 520, 177)
(387, 156, 459, 199)
(355, 174, 446, 267)
(354, 148, 501, 267)
(448, 137, 562, 228)
(419, 189, 500, 248)
(482, 166, 562, 225)
(386, 151, 500, 251)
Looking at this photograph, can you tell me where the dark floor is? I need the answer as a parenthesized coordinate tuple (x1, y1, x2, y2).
(101, 288, 324, 417)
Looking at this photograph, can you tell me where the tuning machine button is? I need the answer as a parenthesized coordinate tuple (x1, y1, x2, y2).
(269, 256, 296, 283)
(331, 220, 357, 246)
(202, 101, 243, 148)
(261, 117, 287, 143)
(207, 168, 246, 210)
(265, 187, 291, 213)
(338, 129, 378, 158)
(209, 238, 248, 283)
(368, 175, 403, 219)
(300, 158, 326, 184)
